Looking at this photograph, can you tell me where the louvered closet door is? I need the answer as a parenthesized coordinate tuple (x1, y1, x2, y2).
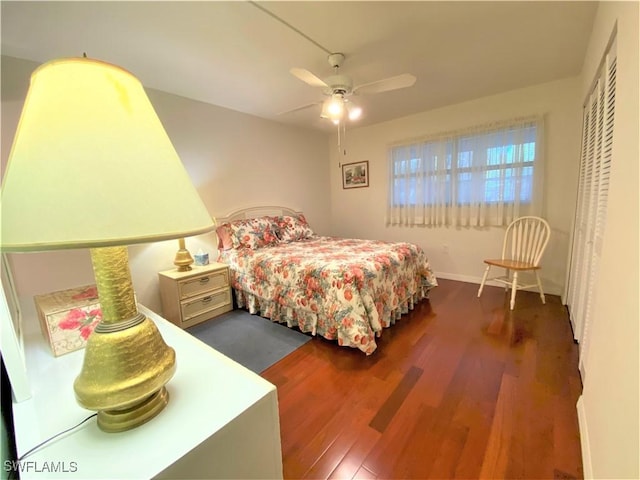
(567, 40, 616, 380)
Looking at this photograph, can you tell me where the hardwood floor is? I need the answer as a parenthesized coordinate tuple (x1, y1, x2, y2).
(261, 279, 583, 479)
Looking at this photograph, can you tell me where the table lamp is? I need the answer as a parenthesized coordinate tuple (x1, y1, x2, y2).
(0, 57, 215, 432)
(173, 238, 194, 271)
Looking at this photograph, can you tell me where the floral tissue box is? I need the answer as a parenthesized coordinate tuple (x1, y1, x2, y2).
(34, 284, 102, 357)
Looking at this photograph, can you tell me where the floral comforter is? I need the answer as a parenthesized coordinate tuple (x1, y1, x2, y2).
(219, 236, 438, 354)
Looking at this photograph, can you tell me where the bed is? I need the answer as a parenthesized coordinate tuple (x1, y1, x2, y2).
(215, 206, 438, 354)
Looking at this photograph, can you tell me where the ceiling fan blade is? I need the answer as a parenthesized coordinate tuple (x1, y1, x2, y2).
(278, 101, 321, 116)
(353, 73, 416, 95)
(290, 68, 328, 88)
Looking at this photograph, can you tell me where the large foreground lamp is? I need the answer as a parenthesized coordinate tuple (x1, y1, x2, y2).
(1, 58, 215, 432)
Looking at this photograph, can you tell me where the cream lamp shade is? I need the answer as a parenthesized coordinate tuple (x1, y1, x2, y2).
(1, 57, 214, 251)
(1, 57, 215, 433)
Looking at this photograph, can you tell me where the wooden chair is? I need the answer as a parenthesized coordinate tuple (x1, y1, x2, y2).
(477, 216, 551, 310)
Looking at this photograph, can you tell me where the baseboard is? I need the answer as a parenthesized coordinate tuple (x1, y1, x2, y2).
(435, 272, 497, 286)
(577, 396, 593, 479)
(434, 272, 563, 296)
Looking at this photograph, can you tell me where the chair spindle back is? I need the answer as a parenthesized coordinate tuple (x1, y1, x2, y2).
(502, 216, 550, 266)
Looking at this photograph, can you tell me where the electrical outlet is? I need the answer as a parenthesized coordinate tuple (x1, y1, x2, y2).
(442, 244, 449, 254)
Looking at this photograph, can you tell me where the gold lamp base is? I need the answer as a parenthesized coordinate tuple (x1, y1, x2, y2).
(98, 387, 169, 433)
(74, 314, 176, 432)
(174, 237, 193, 271)
(74, 246, 176, 432)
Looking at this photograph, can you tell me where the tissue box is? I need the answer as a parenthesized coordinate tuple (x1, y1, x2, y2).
(34, 284, 102, 357)
(194, 251, 209, 266)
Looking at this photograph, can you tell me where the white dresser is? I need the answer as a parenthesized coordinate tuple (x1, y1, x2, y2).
(9, 301, 283, 479)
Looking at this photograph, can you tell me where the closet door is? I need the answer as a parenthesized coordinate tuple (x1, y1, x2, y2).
(567, 40, 616, 380)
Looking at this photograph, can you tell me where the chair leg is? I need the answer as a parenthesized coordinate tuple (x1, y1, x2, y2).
(535, 270, 546, 304)
(478, 265, 491, 297)
(504, 268, 510, 291)
(510, 271, 518, 310)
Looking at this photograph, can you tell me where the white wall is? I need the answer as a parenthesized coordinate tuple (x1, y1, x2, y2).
(1, 55, 330, 314)
(329, 77, 583, 296)
(575, 2, 639, 478)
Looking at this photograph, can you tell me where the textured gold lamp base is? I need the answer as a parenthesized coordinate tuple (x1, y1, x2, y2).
(74, 314, 176, 431)
(74, 246, 176, 433)
(174, 238, 193, 271)
(98, 387, 169, 433)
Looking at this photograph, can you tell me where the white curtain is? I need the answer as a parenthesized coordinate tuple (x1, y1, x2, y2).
(386, 116, 544, 227)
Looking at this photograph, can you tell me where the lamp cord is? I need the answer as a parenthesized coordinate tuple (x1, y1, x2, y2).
(10, 413, 97, 469)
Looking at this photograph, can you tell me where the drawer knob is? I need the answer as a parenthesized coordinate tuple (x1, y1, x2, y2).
(199, 277, 210, 284)
(202, 296, 213, 303)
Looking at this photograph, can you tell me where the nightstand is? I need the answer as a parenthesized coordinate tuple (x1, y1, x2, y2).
(159, 262, 232, 328)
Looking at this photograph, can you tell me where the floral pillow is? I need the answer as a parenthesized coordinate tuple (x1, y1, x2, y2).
(274, 214, 314, 243)
(229, 217, 279, 249)
(216, 223, 234, 250)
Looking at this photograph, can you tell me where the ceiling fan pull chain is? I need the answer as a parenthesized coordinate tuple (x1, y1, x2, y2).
(342, 122, 347, 156)
(336, 121, 347, 156)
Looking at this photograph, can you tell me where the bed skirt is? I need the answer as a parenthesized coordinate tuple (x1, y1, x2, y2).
(232, 282, 431, 349)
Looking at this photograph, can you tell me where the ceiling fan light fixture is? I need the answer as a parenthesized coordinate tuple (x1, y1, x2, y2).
(288, 52, 416, 131)
(320, 98, 339, 120)
(320, 99, 331, 119)
(321, 94, 346, 122)
(327, 93, 345, 118)
(347, 102, 362, 121)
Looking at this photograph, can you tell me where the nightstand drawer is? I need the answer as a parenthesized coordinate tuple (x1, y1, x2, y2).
(181, 289, 231, 323)
(179, 269, 228, 300)
(180, 302, 233, 329)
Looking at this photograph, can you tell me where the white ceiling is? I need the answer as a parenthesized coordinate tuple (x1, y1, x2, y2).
(1, 1, 597, 132)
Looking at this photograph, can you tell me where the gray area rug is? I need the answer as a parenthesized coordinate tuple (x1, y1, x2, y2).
(187, 309, 311, 373)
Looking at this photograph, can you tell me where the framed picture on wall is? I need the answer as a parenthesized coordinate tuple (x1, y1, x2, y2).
(342, 161, 369, 189)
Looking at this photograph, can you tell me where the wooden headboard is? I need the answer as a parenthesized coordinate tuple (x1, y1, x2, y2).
(214, 205, 303, 225)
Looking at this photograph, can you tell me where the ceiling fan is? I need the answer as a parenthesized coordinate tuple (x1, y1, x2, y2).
(285, 53, 417, 124)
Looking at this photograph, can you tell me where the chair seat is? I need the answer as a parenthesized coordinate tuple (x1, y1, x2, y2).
(483, 259, 541, 271)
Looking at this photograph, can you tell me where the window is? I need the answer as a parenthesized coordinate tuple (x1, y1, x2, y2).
(387, 117, 543, 227)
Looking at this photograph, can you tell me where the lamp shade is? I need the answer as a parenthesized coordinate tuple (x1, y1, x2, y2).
(1, 57, 214, 252)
